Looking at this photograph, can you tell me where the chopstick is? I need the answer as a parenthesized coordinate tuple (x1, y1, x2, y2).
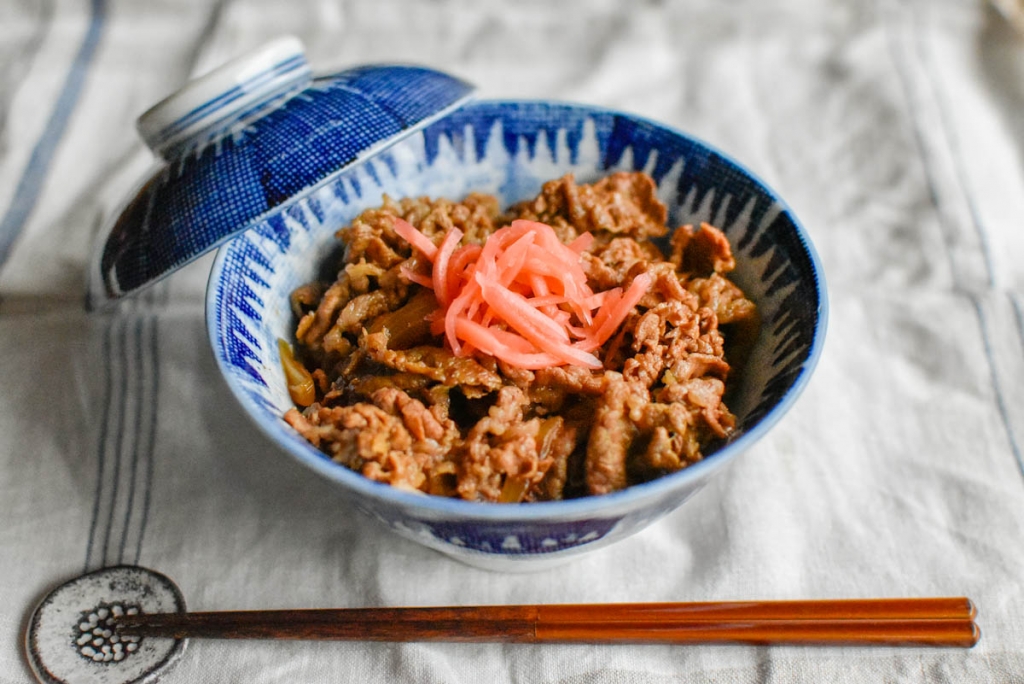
(115, 598, 979, 647)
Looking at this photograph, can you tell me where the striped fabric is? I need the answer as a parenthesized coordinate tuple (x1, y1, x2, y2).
(1, 1, 1023, 682)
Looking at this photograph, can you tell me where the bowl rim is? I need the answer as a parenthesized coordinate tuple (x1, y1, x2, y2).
(205, 97, 829, 522)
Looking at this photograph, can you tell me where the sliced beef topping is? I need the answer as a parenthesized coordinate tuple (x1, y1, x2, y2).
(285, 172, 757, 502)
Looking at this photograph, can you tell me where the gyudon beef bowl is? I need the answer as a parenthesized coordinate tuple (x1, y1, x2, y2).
(92, 42, 824, 568)
(207, 99, 826, 570)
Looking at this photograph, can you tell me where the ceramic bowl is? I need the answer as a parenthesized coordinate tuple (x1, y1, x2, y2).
(206, 99, 827, 571)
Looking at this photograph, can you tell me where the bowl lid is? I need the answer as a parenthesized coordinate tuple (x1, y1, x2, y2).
(88, 36, 474, 307)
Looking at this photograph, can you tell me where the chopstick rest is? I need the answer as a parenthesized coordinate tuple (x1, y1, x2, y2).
(25, 566, 980, 684)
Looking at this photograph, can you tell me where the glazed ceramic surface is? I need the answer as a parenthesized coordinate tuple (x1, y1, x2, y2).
(206, 100, 827, 570)
(91, 42, 473, 306)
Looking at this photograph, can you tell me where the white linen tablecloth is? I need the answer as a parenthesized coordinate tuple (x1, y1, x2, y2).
(3, 0, 1024, 681)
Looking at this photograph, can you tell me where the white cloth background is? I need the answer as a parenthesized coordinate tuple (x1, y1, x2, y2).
(2, 0, 1024, 681)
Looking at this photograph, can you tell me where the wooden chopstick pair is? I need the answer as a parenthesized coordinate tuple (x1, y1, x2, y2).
(115, 597, 980, 648)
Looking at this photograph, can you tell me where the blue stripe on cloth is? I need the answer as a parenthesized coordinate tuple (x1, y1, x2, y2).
(85, 309, 160, 569)
(905, 9, 1019, 482)
(910, 5, 995, 289)
(881, 12, 959, 287)
(117, 316, 145, 564)
(885, 7, 1022, 483)
(971, 295, 1024, 481)
(84, 315, 115, 572)
(133, 313, 159, 565)
(101, 312, 129, 566)
(0, 0, 107, 270)
(1012, 294, 1024, 350)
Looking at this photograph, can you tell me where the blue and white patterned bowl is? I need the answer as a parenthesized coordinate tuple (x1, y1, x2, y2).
(90, 38, 474, 306)
(206, 100, 827, 571)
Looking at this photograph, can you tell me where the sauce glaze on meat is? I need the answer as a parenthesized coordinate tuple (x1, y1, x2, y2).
(284, 172, 758, 502)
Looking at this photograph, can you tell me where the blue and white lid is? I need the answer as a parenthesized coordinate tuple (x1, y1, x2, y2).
(90, 36, 474, 307)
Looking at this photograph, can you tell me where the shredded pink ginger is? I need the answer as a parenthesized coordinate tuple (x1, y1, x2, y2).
(393, 217, 652, 370)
